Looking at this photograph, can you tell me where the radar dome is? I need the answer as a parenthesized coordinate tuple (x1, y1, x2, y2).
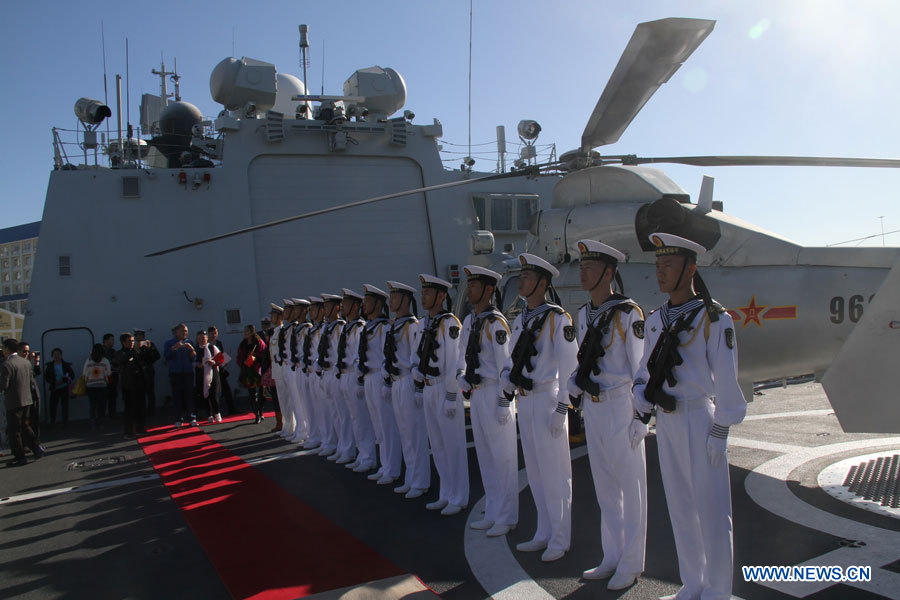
(151, 101, 202, 168)
(343, 66, 406, 117)
(271, 72, 309, 116)
(210, 57, 277, 113)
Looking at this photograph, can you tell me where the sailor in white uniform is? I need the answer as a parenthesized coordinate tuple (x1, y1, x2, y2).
(277, 299, 297, 439)
(316, 293, 346, 459)
(412, 274, 468, 515)
(301, 297, 326, 450)
(338, 288, 377, 472)
(456, 266, 517, 536)
(567, 240, 647, 590)
(358, 284, 403, 485)
(632, 233, 747, 600)
(383, 281, 430, 498)
(501, 253, 578, 562)
(269, 301, 289, 434)
(287, 298, 311, 444)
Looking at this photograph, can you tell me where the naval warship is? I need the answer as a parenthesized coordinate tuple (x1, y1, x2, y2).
(5, 18, 899, 600)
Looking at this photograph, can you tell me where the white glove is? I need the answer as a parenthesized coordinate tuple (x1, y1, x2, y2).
(497, 398, 512, 425)
(707, 424, 729, 467)
(550, 403, 568, 439)
(443, 392, 457, 418)
(414, 388, 424, 409)
(457, 373, 472, 395)
(629, 416, 649, 449)
(566, 373, 583, 399)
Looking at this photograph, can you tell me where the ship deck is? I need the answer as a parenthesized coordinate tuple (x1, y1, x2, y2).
(2, 383, 899, 600)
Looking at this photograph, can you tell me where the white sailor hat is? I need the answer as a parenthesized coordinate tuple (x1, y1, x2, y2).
(463, 265, 502, 284)
(363, 284, 388, 299)
(133, 327, 146, 334)
(341, 288, 364, 300)
(518, 253, 560, 279)
(577, 239, 626, 263)
(321, 293, 342, 303)
(269, 303, 284, 313)
(418, 274, 452, 291)
(309, 296, 324, 305)
(648, 233, 706, 258)
(292, 298, 310, 306)
(282, 298, 294, 306)
(387, 280, 416, 294)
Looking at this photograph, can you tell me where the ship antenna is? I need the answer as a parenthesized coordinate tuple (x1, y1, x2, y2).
(101, 21, 110, 157)
(126, 38, 131, 136)
(321, 39, 325, 95)
(468, 0, 473, 164)
(299, 24, 310, 92)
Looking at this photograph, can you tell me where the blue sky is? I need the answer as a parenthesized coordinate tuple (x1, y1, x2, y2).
(3, 0, 899, 247)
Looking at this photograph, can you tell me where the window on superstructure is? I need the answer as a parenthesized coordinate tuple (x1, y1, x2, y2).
(491, 197, 514, 231)
(58, 255, 71, 277)
(122, 176, 140, 198)
(517, 197, 538, 231)
(226, 309, 242, 325)
(472, 196, 486, 229)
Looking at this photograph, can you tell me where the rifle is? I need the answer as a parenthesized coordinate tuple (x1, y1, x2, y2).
(574, 303, 633, 398)
(508, 311, 553, 390)
(644, 307, 703, 413)
(463, 316, 485, 387)
(336, 321, 361, 379)
(301, 323, 319, 374)
(316, 323, 332, 372)
(415, 318, 442, 379)
(383, 324, 400, 383)
(357, 321, 374, 384)
(276, 326, 287, 365)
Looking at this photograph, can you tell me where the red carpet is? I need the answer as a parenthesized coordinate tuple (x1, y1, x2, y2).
(139, 413, 405, 599)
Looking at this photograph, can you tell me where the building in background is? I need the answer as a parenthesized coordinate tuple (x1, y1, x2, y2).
(0, 221, 40, 340)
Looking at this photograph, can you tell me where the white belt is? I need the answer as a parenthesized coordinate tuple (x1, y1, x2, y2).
(517, 381, 557, 397)
(587, 381, 631, 403)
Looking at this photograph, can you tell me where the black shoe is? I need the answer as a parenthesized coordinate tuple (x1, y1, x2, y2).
(33, 446, 45, 459)
(8, 457, 27, 467)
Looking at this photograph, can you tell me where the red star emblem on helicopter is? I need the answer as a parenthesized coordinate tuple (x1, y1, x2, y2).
(738, 295, 767, 328)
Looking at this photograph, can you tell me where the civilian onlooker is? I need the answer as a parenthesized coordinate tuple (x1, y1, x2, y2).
(117, 333, 154, 437)
(134, 329, 161, 416)
(17, 341, 42, 439)
(208, 326, 236, 415)
(236, 325, 267, 424)
(1, 338, 44, 466)
(102, 333, 119, 419)
(83, 344, 111, 430)
(194, 330, 222, 423)
(164, 323, 197, 428)
(44, 347, 75, 428)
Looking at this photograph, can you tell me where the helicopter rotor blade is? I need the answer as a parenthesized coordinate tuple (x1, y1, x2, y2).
(580, 17, 715, 152)
(617, 155, 900, 168)
(144, 167, 542, 257)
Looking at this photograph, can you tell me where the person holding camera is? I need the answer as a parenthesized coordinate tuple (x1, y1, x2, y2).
(164, 323, 197, 428)
(133, 329, 160, 416)
(116, 332, 156, 437)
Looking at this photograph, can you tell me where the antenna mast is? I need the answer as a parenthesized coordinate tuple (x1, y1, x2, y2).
(321, 39, 325, 95)
(152, 58, 175, 106)
(101, 21, 110, 153)
(299, 24, 310, 92)
(467, 0, 473, 162)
